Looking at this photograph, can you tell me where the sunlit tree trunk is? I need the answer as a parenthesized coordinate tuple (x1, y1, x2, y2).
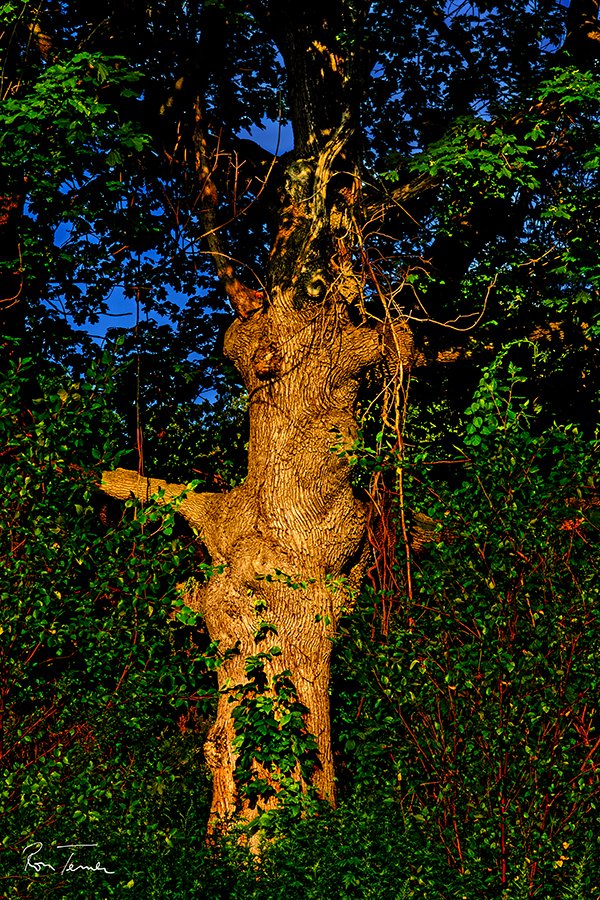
(102, 280, 413, 825)
(99, 0, 415, 832)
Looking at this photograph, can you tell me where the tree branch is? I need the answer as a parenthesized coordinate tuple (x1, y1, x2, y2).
(412, 317, 592, 370)
(263, 0, 360, 153)
(564, 0, 600, 62)
(192, 101, 264, 320)
(100, 467, 222, 535)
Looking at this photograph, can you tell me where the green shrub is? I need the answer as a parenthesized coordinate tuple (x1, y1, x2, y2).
(3, 346, 598, 899)
(0, 350, 217, 898)
(334, 351, 600, 898)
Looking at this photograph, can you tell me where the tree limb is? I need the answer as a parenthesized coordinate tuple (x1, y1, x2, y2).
(100, 467, 222, 535)
(564, 0, 600, 62)
(192, 100, 264, 320)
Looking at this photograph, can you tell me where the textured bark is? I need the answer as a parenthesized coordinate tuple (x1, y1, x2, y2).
(101, 293, 411, 826)
(99, 3, 414, 833)
(260, 0, 369, 154)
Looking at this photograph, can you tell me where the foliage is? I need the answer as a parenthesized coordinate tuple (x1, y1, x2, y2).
(0, 51, 146, 171)
(3, 345, 596, 897)
(230, 647, 321, 830)
(0, 348, 219, 898)
(0, 18, 151, 331)
(334, 352, 600, 897)
(212, 796, 599, 899)
(88, 790, 598, 899)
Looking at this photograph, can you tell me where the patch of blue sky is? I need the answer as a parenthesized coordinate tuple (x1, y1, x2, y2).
(239, 118, 294, 156)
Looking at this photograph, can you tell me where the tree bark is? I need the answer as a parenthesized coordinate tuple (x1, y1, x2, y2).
(101, 291, 413, 827)
(100, 3, 416, 833)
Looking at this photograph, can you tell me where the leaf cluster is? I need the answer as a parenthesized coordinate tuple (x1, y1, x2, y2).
(230, 648, 320, 829)
(334, 351, 599, 896)
(0, 349, 221, 898)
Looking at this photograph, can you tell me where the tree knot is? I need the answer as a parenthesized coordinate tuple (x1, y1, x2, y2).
(252, 340, 282, 380)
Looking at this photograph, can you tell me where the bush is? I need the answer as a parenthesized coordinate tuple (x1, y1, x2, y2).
(334, 352, 600, 898)
(3, 345, 598, 899)
(0, 350, 217, 898)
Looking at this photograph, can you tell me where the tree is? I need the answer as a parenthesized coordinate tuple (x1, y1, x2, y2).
(2, 0, 599, 835)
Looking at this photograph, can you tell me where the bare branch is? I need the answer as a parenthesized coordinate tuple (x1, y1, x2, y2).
(193, 102, 264, 319)
(100, 467, 222, 535)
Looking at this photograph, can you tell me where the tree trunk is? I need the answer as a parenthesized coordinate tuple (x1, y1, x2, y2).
(101, 122, 415, 828)
(190, 298, 383, 824)
(102, 301, 411, 827)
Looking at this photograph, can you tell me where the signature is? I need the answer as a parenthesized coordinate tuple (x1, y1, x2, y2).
(23, 842, 116, 876)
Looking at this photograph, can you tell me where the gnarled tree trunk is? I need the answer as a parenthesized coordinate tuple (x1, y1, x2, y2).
(193, 297, 382, 822)
(102, 285, 413, 826)
(100, 0, 415, 831)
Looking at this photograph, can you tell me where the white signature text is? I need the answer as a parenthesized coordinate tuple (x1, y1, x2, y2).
(23, 842, 116, 876)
